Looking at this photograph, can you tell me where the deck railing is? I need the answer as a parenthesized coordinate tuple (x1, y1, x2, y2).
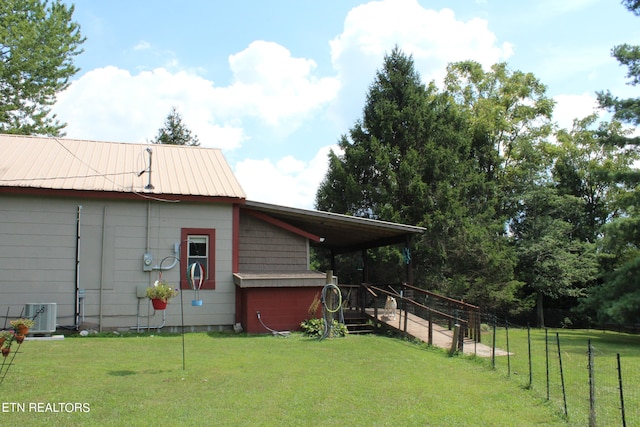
(340, 283, 482, 351)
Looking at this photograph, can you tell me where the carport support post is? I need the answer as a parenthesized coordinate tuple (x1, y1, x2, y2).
(362, 249, 369, 284)
(330, 250, 337, 275)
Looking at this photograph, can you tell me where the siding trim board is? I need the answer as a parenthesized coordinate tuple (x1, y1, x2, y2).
(0, 187, 245, 205)
(233, 272, 326, 288)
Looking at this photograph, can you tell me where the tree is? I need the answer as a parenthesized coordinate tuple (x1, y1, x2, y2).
(552, 115, 637, 242)
(596, 0, 640, 137)
(511, 184, 599, 327)
(584, 211, 640, 324)
(443, 61, 556, 314)
(316, 48, 522, 312)
(316, 47, 469, 284)
(0, 0, 85, 136)
(581, 0, 640, 325)
(151, 106, 200, 146)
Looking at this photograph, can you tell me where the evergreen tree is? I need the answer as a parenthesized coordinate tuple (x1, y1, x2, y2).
(597, 0, 640, 132)
(151, 106, 200, 146)
(0, 0, 85, 136)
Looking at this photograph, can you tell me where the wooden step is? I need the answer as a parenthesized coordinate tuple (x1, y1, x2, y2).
(345, 318, 374, 334)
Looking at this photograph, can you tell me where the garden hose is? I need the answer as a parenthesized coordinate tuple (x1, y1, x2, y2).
(320, 283, 345, 340)
(322, 283, 343, 313)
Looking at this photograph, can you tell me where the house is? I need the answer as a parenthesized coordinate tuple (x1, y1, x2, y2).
(0, 134, 423, 334)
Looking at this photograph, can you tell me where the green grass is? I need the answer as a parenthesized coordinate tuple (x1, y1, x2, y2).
(0, 330, 622, 426)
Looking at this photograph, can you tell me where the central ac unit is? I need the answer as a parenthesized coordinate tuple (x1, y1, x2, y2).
(24, 303, 57, 334)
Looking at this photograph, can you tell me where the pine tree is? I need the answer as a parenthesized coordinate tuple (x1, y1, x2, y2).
(151, 106, 200, 146)
(0, 0, 85, 136)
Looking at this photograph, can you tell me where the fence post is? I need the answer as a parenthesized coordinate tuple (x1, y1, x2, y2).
(492, 315, 497, 369)
(527, 324, 532, 389)
(373, 292, 378, 320)
(588, 340, 596, 427)
(556, 333, 568, 419)
(449, 324, 460, 356)
(545, 328, 550, 401)
(403, 297, 408, 334)
(506, 319, 511, 377)
(617, 353, 626, 427)
(428, 310, 433, 346)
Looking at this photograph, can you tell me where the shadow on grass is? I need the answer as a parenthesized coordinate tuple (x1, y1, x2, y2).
(205, 331, 253, 339)
(107, 370, 137, 376)
(107, 368, 171, 376)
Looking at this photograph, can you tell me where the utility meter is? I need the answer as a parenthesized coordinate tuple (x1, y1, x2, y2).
(143, 253, 153, 271)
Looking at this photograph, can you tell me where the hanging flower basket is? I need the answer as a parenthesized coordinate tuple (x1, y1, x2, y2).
(146, 281, 178, 310)
(0, 330, 13, 348)
(1, 347, 10, 357)
(14, 334, 25, 344)
(10, 318, 34, 336)
(151, 298, 168, 310)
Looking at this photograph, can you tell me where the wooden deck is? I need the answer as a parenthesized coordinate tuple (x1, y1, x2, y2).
(363, 308, 510, 357)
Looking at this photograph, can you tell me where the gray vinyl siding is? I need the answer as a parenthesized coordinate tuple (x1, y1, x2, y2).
(238, 212, 309, 273)
(0, 194, 235, 331)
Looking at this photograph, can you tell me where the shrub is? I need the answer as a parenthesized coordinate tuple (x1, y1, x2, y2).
(300, 318, 348, 338)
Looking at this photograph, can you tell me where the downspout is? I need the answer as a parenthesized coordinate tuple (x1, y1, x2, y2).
(75, 205, 82, 330)
(99, 206, 107, 332)
(146, 201, 151, 254)
(146, 201, 151, 332)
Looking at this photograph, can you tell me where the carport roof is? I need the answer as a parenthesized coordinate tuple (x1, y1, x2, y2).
(242, 200, 425, 254)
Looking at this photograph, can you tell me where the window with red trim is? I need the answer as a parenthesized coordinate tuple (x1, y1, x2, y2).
(180, 228, 216, 290)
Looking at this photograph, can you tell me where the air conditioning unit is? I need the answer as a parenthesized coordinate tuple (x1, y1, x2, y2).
(24, 303, 57, 334)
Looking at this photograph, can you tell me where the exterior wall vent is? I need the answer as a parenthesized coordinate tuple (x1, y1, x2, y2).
(24, 303, 57, 334)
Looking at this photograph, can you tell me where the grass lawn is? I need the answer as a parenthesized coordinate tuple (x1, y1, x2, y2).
(0, 331, 587, 426)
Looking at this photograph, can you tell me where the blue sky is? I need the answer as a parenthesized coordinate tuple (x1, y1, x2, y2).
(53, 0, 640, 209)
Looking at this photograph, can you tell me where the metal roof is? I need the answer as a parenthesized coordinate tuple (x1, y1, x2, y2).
(0, 134, 246, 199)
(242, 200, 425, 253)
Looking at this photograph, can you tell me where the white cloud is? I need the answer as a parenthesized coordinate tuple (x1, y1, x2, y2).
(54, 66, 247, 149)
(223, 41, 340, 128)
(54, 41, 340, 149)
(328, 0, 513, 128)
(553, 93, 599, 130)
(330, 0, 512, 80)
(234, 144, 339, 209)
